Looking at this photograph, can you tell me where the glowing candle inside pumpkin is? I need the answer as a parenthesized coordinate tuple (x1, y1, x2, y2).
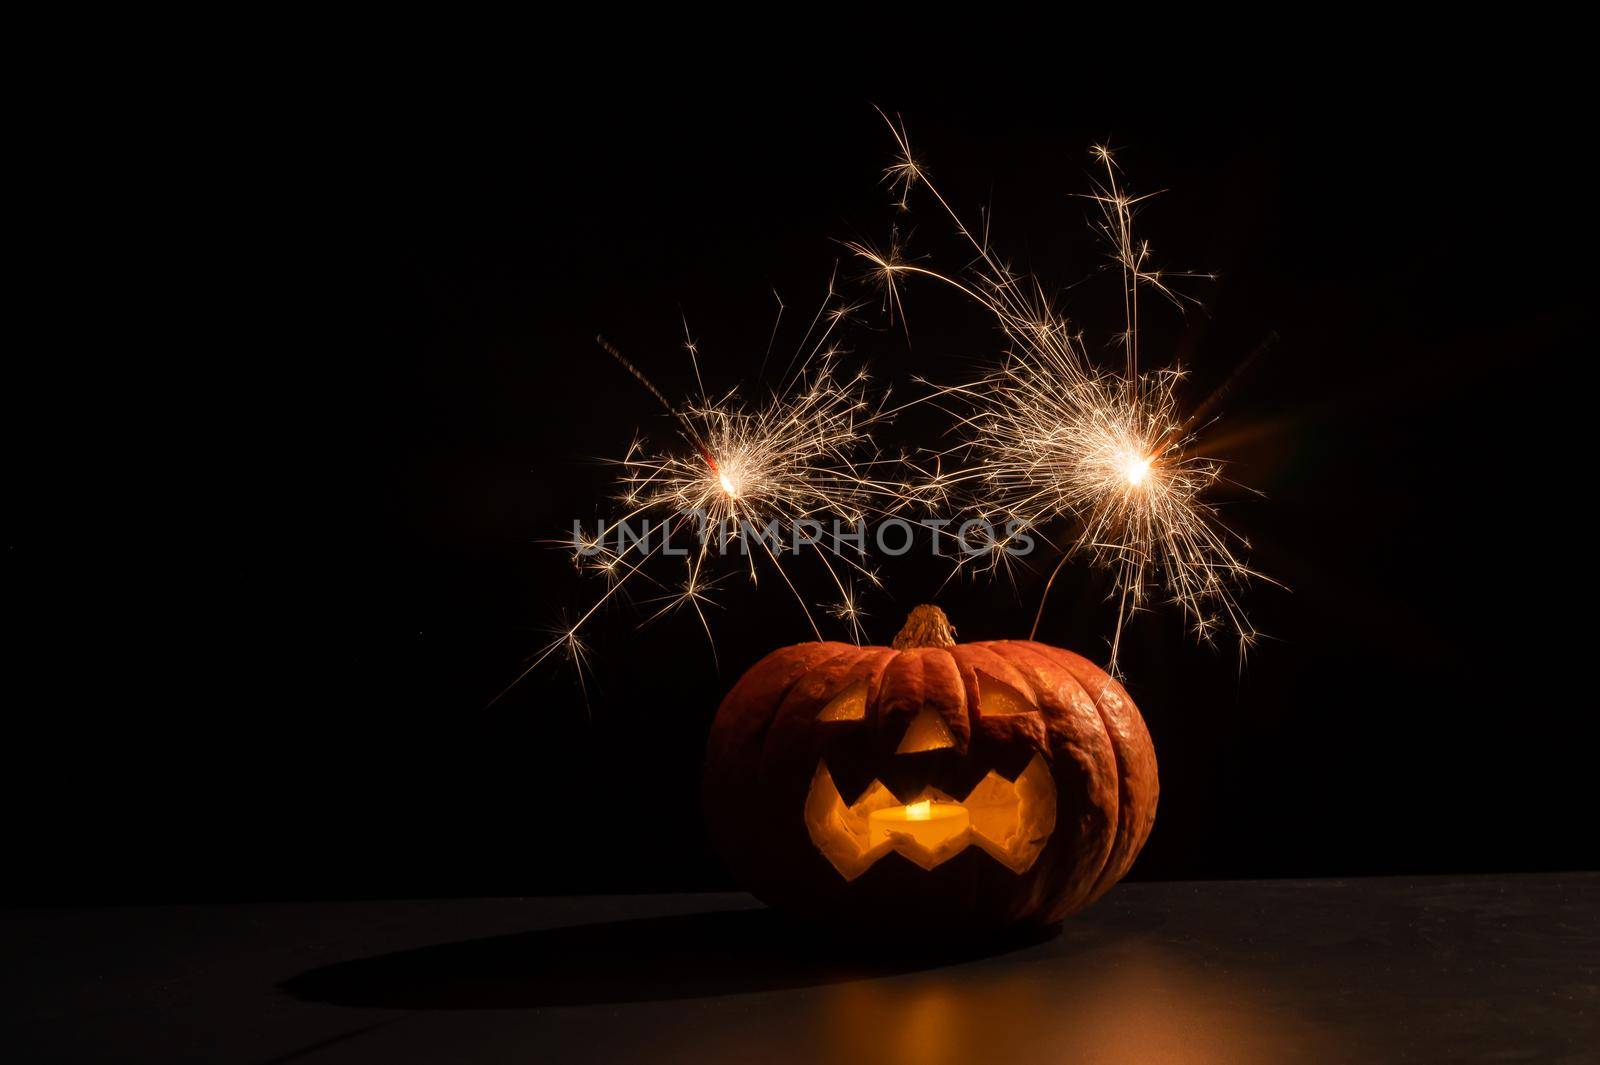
(868, 799, 970, 850)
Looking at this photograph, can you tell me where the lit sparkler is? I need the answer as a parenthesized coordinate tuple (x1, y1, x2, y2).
(490, 288, 904, 705)
(857, 111, 1273, 669)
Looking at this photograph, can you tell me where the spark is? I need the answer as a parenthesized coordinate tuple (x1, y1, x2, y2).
(604, 337, 909, 645)
(491, 290, 912, 706)
(861, 111, 1274, 670)
(826, 582, 872, 644)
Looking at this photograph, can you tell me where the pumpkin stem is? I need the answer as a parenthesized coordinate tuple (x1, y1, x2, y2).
(892, 605, 957, 650)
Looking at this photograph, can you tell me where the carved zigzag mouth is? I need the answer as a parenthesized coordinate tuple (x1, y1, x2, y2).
(804, 754, 1057, 880)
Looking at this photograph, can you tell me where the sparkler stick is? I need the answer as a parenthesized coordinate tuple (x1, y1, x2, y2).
(596, 334, 719, 474)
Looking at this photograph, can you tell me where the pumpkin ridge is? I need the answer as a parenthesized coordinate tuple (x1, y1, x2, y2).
(928, 647, 971, 752)
(992, 639, 1123, 909)
(771, 643, 873, 718)
(758, 645, 887, 765)
(951, 643, 1042, 715)
(718, 642, 855, 767)
(1023, 641, 1156, 900)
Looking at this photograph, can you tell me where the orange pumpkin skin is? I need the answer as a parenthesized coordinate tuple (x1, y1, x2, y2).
(704, 606, 1158, 929)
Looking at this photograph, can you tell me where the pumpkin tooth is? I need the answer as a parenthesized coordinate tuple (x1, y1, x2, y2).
(804, 756, 1054, 879)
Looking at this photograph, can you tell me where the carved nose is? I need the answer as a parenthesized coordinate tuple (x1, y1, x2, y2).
(895, 707, 955, 754)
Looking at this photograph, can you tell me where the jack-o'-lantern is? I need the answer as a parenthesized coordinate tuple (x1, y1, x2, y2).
(704, 605, 1157, 929)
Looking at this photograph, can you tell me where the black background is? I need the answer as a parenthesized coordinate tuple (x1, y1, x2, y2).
(7, 60, 1593, 904)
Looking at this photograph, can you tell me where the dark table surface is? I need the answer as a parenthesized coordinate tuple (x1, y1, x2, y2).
(3, 874, 1595, 1064)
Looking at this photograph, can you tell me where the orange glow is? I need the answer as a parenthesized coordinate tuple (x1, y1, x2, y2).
(867, 800, 970, 852)
(815, 950, 1336, 1064)
(806, 756, 1057, 879)
(817, 679, 869, 722)
(894, 707, 956, 753)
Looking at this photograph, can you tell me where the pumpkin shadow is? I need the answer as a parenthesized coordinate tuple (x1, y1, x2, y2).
(281, 906, 1063, 1009)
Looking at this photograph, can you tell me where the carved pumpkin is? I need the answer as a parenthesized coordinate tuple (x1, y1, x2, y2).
(704, 605, 1158, 929)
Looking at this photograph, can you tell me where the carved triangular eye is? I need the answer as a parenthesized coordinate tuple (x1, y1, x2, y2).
(976, 670, 1037, 717)
(895, 707, 956, 753)
(818, 679, 869, 722)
